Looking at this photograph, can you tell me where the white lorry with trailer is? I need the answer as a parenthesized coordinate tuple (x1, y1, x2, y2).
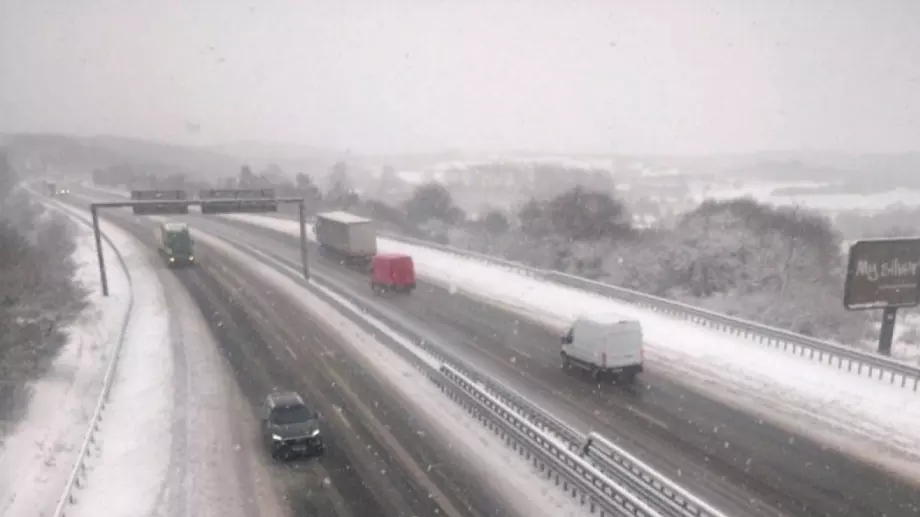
(560, 313, 644, 383)
(314, 211, 377, 266)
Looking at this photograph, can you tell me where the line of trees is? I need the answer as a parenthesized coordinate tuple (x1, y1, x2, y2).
(89, 159, 895, 348)
(400, 181, 878, 346)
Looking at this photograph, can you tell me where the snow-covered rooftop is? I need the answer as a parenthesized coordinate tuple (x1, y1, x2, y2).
(316, 211, 372, 224)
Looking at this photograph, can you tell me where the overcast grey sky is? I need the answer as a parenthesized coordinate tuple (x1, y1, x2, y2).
(1, 0, 918, 154)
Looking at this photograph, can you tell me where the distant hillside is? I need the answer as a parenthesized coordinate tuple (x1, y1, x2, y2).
(4, 134, 917, 193)
(3, 133, 121, 174)
(203, 141, 342, 177)
(723, 152, 920, 189)
(91, 135, 241, 175)
(2, 133, 241, 180)
(727, 159, 845, 182)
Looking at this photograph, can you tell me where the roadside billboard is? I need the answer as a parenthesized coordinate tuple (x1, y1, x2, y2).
(844, 238, 920, 310)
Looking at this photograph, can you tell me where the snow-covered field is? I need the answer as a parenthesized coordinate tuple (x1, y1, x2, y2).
(196, 231, 595, 517)
(691, 182, 920, 212)
(222, 213, 920, 484)
(0, 219, 130, 517)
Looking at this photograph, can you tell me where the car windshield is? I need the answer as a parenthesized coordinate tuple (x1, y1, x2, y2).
(270, 405, 315, 425)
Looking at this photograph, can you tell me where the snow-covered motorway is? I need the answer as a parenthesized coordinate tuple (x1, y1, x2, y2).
(1, 198, 287, 517)
(17, 187, 622, 517)
(69, 185, 920, 517)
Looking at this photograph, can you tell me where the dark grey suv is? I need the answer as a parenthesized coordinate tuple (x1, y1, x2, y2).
(260, 391, 324, 460)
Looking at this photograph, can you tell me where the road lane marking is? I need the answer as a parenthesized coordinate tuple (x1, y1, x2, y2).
(510, 347, 532, 359)
(625, 406, 670, 430)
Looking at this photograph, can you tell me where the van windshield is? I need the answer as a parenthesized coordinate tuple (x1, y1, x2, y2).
(165, 231, 191, 252)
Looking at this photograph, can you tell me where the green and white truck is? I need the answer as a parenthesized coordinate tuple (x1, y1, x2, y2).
(155, 222, 195, 267)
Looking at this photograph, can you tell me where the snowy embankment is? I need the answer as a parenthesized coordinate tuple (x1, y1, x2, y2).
(42, 202, 174, 517)
(221, 213, 920, 484)
(0, 217, 130, 517)
(196, 231, 593, 517)
(82, 184, 129, 198)
(39, 193, 287, 517)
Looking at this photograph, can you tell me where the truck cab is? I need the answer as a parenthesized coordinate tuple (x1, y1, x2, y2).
(155, 222, 195, 268)
(561, 313, 644, 383)
(371, 253, 416, 294)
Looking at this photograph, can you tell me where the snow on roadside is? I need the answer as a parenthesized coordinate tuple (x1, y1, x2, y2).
(195, 231, 593, 517)
(47, 205, 175, 517)
(877, 313, 920, 365)
(219, 213, 920, 483)
(79, 183, 127, 199)
(0, 220, 130, 517)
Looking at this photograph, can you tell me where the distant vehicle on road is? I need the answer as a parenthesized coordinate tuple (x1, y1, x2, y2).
(259, 391, 324, 460)
(560, 313, 644, 383)
(314, 211, 377, 266)
(44, 181, 69, 196)
(155, 222, 195, 267)
(370, 253, 416, 294)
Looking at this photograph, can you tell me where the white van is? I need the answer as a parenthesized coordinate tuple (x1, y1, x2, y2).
(560, 313, 644, 383)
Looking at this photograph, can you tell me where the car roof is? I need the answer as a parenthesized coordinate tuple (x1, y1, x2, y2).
(266, 391, 305, 407)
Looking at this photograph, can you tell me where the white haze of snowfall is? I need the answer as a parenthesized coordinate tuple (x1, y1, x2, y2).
(2, 0, 920, 155)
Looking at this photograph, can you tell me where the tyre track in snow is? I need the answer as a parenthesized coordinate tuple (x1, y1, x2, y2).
(93, 207, 360, 517)
(188, 233, 512, 517)
(179, 252, 366, 517)
(148, 274, 191, 517)
(111, 216, 282, 517)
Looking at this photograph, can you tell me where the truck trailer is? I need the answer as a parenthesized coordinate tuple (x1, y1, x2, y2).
(155, 222, 195, 267)
(314, 211, 377, 265)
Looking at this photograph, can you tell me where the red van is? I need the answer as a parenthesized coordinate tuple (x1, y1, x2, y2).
(371, 253, 416, 294)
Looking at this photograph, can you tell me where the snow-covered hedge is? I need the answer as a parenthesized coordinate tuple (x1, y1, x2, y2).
(0, 152, 87, 421)
(448, 196, 878, 347)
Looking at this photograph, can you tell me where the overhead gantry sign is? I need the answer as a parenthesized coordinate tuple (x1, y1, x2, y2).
(90, 188, 310, 296)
